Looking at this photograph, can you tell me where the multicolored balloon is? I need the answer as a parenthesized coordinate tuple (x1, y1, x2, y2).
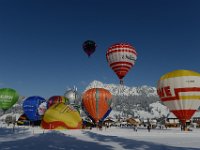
(82, 88, 112, 124)
(47, 96, 68, 108)
(41, 103, 82, 129)
(0, 88, 19, 112)
(106, 43, 137, 84)
(23, 96, 46, 121)
(157, 70, 200, 124)
(82, 40, 96, 57)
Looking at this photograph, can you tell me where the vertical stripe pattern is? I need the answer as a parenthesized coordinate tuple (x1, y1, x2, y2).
(82, 88, 112, 123)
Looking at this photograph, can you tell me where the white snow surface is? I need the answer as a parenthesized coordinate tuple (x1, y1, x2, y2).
(0, 123, 200, 150)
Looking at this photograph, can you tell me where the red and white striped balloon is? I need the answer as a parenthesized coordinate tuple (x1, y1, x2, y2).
(106, 43, 137, 84)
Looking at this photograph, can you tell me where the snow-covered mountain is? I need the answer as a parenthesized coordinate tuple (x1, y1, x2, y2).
(84, 80, 170, 119)
(0, 81, 169, 120)
(85, 80, 157, 97)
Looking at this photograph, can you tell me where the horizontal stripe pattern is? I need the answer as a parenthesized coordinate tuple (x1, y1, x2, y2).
(179, 95, 200, 100)
(171, 110, 196, 123)
(112, 65, 131, 71)
(107, 43, 136, 52)
(160, 87, 200, 101)
(163, 99, 200, 110)
(106, 43, 137, 80)
(157, 76, 200, 90)
(106, 49, 137, 56)
(160, 70, 200, 80)
(110, 61, 134, 67)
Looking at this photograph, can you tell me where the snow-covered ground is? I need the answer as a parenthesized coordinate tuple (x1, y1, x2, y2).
(0, 124, 200, 150)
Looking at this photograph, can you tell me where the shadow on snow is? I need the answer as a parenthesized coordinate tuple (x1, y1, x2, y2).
(0, 129, 199, 150)
(83, 131, 200, 150)
(0, 131, 112, 150)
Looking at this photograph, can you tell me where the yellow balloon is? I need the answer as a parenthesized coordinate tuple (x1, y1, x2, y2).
(157, 70, 200, 124)
(41, 103, 82, 129)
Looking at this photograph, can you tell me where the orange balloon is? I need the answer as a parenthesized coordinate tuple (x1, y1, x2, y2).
(82, 88, 112, 123)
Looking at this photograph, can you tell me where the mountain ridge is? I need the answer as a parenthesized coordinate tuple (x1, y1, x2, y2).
(85, 80, 158, 97)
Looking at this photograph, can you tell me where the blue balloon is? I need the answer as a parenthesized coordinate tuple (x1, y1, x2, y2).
(23, 96, 46, 121)
(100, 107, 112, 122)
(81, 102, 112, 124)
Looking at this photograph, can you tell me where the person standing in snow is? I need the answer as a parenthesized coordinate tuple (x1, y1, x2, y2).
(135, 125, 138, 132)
(147, 124, 151, 132)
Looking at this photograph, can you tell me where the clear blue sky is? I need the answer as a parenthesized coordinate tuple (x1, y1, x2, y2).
(0, 0, 199, 98)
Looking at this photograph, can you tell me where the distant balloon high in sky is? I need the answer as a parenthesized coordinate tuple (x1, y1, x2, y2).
(106, 43, 137, 84)
(82, 40, 96, 57)
(82, 88, 112, 124)
(0, 88, 19, 112)
(157, 70, 200, 124)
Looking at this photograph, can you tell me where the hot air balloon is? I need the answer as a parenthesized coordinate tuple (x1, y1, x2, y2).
(23, 96, 46, 121)
(82, 88, 112, 124)
(47, 96, 68, 108)
(157, 70, 200, 129)
(64, 88, 79, 104)
(100, 107, 112, 123)
(17, 113, 41, 126)
(41, 103, 82, 129)
(82, 40, 96, 57)
(106, 43, 137, 84)
(0, 88, 19, 112)
(64, 88, 81, 112)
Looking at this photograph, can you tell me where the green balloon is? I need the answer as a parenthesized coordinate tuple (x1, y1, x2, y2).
(0, 88, 19, 111)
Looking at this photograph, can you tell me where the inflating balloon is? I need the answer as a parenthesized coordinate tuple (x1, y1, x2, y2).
(41, 103, 82, 129)
(82, 40, 96, 57)
(157, 70, 200, 124)
(0, 88, 19, 112)
(47, 96, 68, 108)
(64, 89, 78, 104)
(106, 43, 137, 84)
(82, 88, 112, 124)
(17, 113, 30, 126)
(23, 96, 46, 121)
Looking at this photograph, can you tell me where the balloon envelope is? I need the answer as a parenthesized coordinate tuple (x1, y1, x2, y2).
(41, 103, 82, 129)
(0, 88, 19, 111)
(157, 70, 200, 124)
(17, 113, 41, 126)
(47, 96, 68, 108)
(106, 43, 137, 84)
(82, 40, 96, 57)
(23, 96, 46, 121)
(64, 89, 78, 104)
(82, 88, 112, 123)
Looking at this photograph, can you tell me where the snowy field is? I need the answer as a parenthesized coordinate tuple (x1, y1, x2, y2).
(0, 124, 200, 150)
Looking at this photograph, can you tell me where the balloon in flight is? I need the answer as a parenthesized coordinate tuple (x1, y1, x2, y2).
(106, 43, 137, 84)
(82, 40, 96, 57)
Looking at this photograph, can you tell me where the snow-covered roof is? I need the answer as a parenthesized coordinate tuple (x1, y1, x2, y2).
(192, 111, 200, 118)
